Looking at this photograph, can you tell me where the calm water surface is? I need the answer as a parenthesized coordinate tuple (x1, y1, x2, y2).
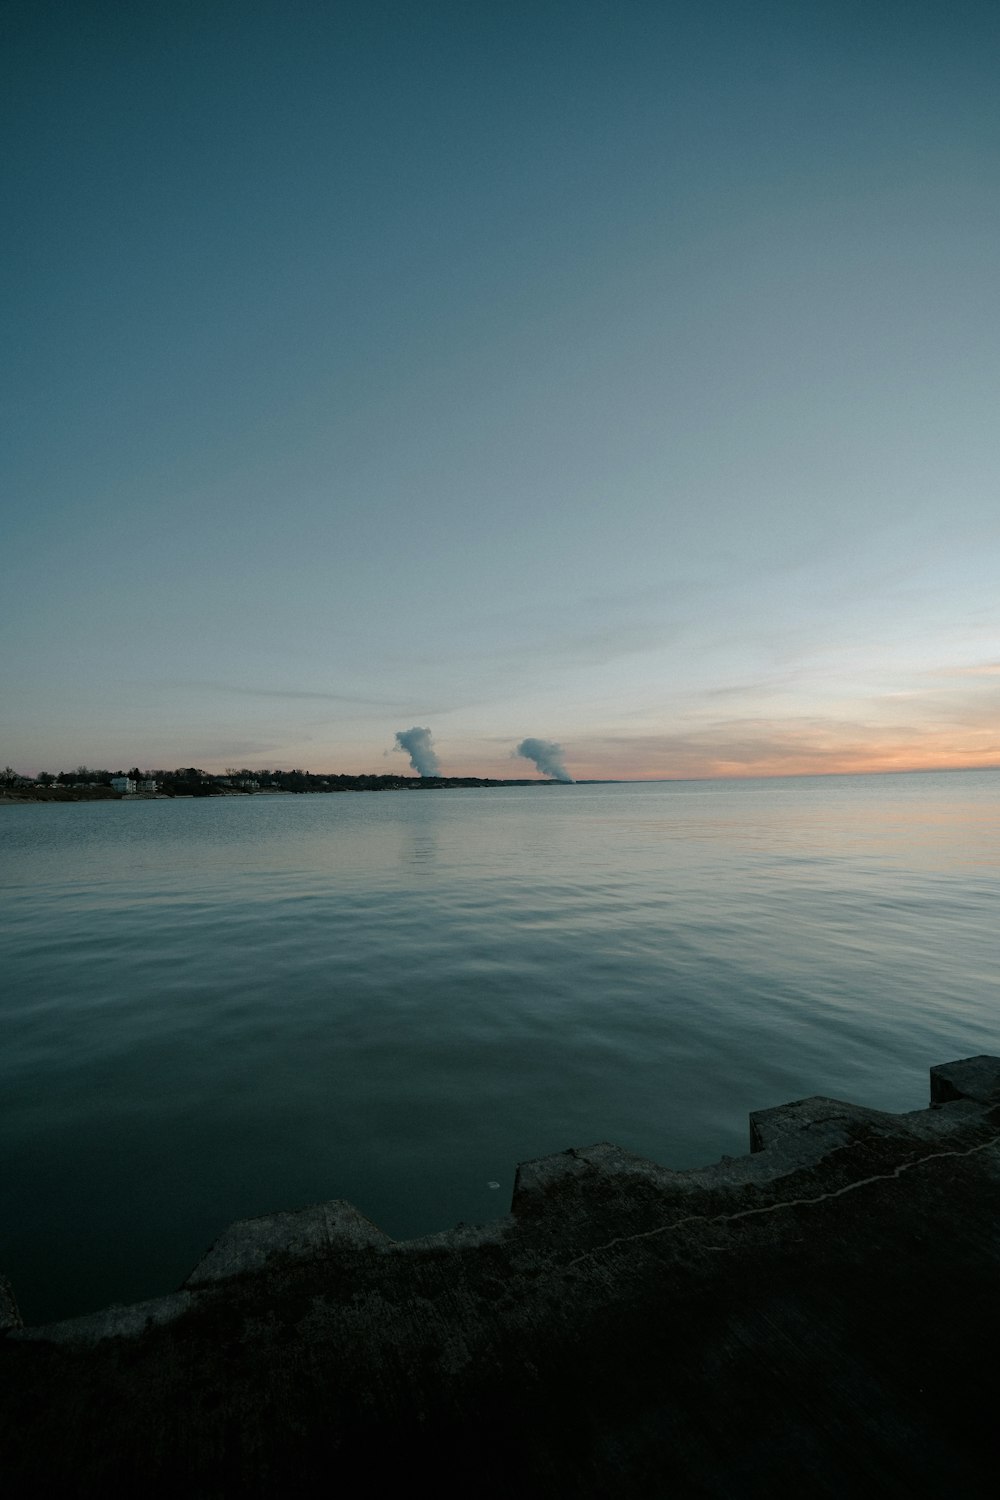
(2, 772, 998, 1322)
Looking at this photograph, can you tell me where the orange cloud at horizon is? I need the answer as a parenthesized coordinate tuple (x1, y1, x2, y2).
(561, 722, 1000, 782)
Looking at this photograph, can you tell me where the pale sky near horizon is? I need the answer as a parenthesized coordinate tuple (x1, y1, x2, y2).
(3, 0, 999, 780)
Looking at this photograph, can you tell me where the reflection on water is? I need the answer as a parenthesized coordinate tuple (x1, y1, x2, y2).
(1, 770, 998, 1323)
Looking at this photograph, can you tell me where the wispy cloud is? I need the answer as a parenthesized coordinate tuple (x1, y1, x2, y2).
(929, 661, 1000, 678)
(198, 682, 393, 705)
(701, 676, 795, 700)
(567, 713, 1000, 780)
(180, 680, 441, 711)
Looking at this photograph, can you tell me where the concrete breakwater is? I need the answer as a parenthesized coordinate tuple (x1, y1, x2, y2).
(2, 1055, 999, 1495)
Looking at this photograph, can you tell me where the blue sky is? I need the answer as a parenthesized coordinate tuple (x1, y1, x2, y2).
(4, 0, 998, 778)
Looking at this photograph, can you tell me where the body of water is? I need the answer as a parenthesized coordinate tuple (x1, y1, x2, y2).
(2, 771, 998, 1323)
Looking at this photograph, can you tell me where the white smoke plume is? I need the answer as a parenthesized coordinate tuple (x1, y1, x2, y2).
(394, 726, 440, 777)
(515, 737, 574, 783)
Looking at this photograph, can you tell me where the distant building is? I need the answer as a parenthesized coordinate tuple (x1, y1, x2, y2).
(110, 776, 136, 793)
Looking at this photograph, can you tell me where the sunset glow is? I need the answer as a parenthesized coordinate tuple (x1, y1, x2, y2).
(3, 4, 997, 782)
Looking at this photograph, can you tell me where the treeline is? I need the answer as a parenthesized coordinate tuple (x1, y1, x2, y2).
(162, 770, 544, 794)
(3, 765, 546, 796)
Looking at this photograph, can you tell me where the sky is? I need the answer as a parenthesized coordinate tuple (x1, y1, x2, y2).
(3, 0, 999, 780)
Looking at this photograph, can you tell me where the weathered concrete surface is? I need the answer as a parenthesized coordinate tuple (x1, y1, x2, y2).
(0, 1275, 19, 1334)
(2, 1056, 999, 1497)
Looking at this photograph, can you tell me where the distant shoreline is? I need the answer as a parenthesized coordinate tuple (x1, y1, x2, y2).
(3, 765, 996, 806)
(4, 765, 997, 805)
(0, 777, 602, 806)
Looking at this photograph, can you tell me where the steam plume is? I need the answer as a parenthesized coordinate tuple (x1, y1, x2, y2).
(394, 726, 440, 777)
(515, 737, 574, 783)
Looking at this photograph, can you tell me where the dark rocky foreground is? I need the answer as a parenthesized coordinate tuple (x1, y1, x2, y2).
(3, 1055, 999, 1497)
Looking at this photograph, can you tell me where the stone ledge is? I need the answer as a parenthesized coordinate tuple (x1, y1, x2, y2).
(0, 1275, 20, 1333)
(3, 1055, 1000, 1496)
(6, 1055, 998, 1351)
(184, 1198, 393, 1288)
(930, 1053, 1000, 1105)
